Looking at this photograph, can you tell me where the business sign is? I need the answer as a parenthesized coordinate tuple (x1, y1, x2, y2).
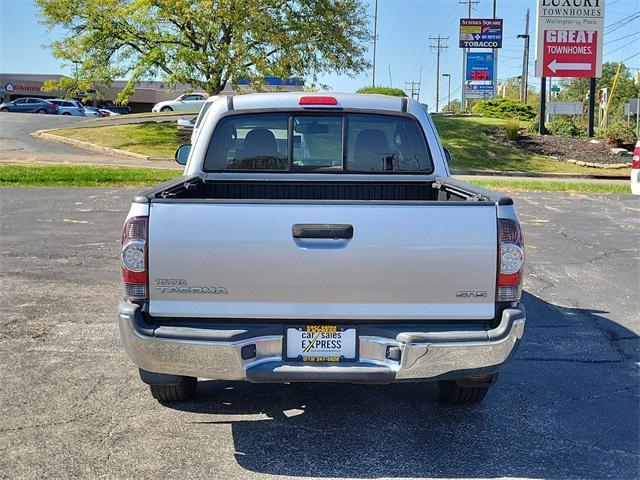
(5, 83, 14, 92)
(466, 52, 495, 82)
(547, 102, 584, 115)
(459, 19, 503, 48)
(535, 0, 605, 78)
(465, 84, 494, 99)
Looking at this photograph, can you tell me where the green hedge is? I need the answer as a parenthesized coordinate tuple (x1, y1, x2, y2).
(471, 98, 536, 120)
(356, 86, 408, 97)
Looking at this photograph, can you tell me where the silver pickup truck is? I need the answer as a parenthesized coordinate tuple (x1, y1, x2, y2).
(118, 93, 526, 404)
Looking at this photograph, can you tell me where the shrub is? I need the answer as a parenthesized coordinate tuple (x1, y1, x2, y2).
(527, 115, 540, 134)
(604, 122, 637, 148)
(356, 86, 408, 97)
(547, 118, 587, 138)
(471, 98, 536, 120)
(505, 119, 520, 141)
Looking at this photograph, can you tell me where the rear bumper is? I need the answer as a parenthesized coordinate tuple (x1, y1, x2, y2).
(118, 302, 526, 384)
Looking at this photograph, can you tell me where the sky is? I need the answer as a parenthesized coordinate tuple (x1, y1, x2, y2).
(1, 0, 639, 109)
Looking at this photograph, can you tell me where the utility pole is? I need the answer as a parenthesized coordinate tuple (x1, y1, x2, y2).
(429, 35, 449, 113)
(460, 0, 479, 111)
(405, 80, 421, 100)
(442, 73, 451, 111)
(492, 0, 498, 100)
(517, 8, 530, 103)
(372, 0, 378, 87)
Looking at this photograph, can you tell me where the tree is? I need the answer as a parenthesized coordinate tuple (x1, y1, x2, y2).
(558, 62, 640, 121)
(36, 0, 372, 102)
(356, 86, 407, 97)
(442, 99, 461, 113)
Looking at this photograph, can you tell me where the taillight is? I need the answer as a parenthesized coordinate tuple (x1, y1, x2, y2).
(632, 145, 640, 169)
(497, 219, 525, 303)
(299, 96, 338, 106)
(122, 216, 148, 301)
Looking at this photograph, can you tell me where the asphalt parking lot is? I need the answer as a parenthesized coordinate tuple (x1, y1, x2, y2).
(0, 187, 638, 479)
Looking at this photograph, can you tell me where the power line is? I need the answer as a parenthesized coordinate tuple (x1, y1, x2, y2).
(604, 31, 640, 45)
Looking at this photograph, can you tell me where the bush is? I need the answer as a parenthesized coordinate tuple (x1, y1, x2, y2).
(356, 86, 408, 97)
(471, 98, 536, 120)
(527, 115, 540, 134)
(547, 118, 587, 138)
(604, 122, 637, 148)
(505, 119, 520, 141)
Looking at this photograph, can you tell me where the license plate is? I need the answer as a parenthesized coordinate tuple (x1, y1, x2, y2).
(286, 326, 356, 362)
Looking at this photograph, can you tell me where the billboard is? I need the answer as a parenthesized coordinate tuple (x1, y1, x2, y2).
(466, 52, 495, 82)
(459, 19, 503, 48)
(535, 0, 605, 78)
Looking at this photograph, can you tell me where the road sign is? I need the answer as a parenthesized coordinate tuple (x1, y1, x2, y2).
(535, 0, 605, 78)
(547, 102, 583, 115)
(465, 52, 495, 82)
(551, 86, 561, 93)
(459, 19, 503, 48)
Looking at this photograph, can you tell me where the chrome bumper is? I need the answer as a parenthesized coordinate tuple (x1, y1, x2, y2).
(118, 302, 526, 384)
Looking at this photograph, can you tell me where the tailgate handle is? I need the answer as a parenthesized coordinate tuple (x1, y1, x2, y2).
(292, 224, 353, 240)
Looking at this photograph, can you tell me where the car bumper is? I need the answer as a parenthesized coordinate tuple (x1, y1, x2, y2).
(631, 169, 640, 195)
(118, 302, 526, 384)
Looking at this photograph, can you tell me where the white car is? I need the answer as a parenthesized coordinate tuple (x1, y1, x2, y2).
(49, 98, 86, 116)
(632, 140, 640, 195)
(152, 93, 208, 113)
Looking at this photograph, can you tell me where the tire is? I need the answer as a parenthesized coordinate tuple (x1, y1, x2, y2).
(37, 109, 47, 114)
(0, 107, 8, 112)
(160, 106, 173, 112)
(149, 376, 197, 402)
(62, 112, 71, 115)
(438, 380, 490, 404)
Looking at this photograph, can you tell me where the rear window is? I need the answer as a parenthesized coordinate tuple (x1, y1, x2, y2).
(203, 112, 432, 173)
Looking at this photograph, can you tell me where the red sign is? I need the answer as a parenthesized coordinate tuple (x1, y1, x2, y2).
(542, 30, 597, 78)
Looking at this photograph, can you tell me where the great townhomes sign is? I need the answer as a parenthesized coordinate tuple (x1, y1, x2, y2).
(535, 0, 605, 78)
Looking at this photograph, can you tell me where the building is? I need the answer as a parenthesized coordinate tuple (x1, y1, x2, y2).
(0, 73, 305, 112)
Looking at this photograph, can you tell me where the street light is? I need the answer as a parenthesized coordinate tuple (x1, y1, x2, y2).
(442, 73, 451, 112)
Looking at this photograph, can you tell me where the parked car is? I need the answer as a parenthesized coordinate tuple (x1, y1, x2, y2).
(83, 106, 107, 117)
(100, 104, 131, 115)
(152, 93, 208, 112)
(632, 140, 640, 195)
(118, 93, 527, 405)
(0, 97, 59, 114)
(98, 109, 118, 116)
(48, 98, 85, 116)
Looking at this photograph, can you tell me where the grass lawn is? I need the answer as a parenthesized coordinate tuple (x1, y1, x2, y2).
(0, 164, 629, 193)
(49, 121, 186, 158)
(467, 178, 630, 194)
(47, 116, 629, 177)
(0, 164, 180, 187)
(433, 116, 628, 177)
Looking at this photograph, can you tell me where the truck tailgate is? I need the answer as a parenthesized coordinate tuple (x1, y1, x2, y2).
(148, 202, 497, 320)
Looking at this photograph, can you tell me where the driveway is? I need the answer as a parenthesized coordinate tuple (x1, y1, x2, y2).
(0, 188, 638, 479)
(0, 112, 179, 169)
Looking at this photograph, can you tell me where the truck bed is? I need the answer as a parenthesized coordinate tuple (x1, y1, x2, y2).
(135, 175, 513, 205)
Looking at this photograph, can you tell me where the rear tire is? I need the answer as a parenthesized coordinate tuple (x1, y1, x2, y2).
(160, 106, 173, 112)
(0, 107, 8, 112)
(37, 109, 47, 114)
(62, 112, 71, 115)
(149, 376, 197, 402)
(438, 380, 490, 404)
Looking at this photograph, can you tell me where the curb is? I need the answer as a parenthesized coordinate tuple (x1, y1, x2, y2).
(31, 129, 165, 161)
(450, 169, 628, 181)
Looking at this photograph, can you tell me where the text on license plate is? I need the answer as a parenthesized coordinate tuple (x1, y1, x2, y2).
(286, 326, 356, 361)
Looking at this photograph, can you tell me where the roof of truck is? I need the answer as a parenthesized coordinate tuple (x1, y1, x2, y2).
(229, 92, 410, 113)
